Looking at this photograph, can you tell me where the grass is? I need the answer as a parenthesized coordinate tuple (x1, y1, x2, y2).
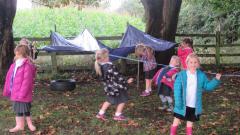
(0, 72, 239, 134)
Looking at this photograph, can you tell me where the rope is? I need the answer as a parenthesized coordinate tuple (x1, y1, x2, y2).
(109, 54, 240, 77)
(109, 54, 170, 67)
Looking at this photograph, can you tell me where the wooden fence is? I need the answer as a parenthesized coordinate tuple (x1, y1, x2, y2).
(14, 31, 240, 73)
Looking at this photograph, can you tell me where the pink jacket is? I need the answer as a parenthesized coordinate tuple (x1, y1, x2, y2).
(177, 47, 193, 69)
(153, 68, 179, 90)
(3, 58, 36, 102)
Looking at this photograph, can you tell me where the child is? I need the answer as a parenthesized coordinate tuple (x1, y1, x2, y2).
(135, 43, 157, 97)
(177, 37, 194, 69)
(152, 56, 181, 112)
(95, 48, 133, 121)
(170, 53, 221, 135)
(3, 44, 36, 132)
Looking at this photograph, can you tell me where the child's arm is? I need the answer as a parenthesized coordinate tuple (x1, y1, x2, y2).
(3, 65, 13, 97)
(173, 73, 184, 108)
(146, 48, 155, 60)
(203, 73, 221, 91)
(152, 68, 162, 85)
(18, 64, 36, 98)
(127, 78, 134, 84)
(165, 69, 178, 81)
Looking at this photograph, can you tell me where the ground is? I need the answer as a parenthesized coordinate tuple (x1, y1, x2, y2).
(0, 72, 239, 135)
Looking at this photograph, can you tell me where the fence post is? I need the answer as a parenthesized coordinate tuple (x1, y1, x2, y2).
(51, 52, 58, 74)
(215, 31, 221, 68)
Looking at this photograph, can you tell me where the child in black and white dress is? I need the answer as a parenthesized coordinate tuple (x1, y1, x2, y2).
(95, 49, 133, 121)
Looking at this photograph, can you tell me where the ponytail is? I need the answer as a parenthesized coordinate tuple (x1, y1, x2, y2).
(95, 61, 102, 76)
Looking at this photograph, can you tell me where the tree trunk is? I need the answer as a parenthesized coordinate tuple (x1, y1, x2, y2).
(0, 0, 17, 80)
(141, 0, 182, 65)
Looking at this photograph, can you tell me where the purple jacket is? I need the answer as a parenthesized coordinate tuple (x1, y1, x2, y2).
(3, 58, 36, 102)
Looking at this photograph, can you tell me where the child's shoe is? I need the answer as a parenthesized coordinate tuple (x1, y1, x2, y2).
(9, 117, 24, 133)
(186, 126, 192, 135)
(170, 125, 178, 135)
(28, 124, 36, 132)
(113, 114, 127, 121)
(9, 127, 24, 133)
(96, 113, 107, 121)
(140, 90, 151, 97)
(26, 117, 36, 132)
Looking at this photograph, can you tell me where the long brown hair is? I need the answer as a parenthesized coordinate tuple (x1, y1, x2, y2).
(14, 44, 30, 58)
(182, 37, 193, 49)
(14, 44, 34, 63)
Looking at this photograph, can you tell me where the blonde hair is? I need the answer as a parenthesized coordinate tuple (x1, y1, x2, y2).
(19, 38, 30, 46)
(170, 55, 181, 68)
(135, 43, 154, 57)
(94, 48, 109, 76)
(14, 44, 35, 64)
(186, 53, 200, 67)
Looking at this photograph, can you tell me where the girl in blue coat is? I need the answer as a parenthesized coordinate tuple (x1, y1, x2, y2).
(170, 53, 221, 135)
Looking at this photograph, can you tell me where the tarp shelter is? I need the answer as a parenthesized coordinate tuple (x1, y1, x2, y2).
(42, 29, 109, 54)
(120, 25, 176, 51)
(41, 25, 177, 90)
(42, 25, 176, 61)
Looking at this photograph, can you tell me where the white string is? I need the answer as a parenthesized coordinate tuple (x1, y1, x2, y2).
(109, 54, 240, 77)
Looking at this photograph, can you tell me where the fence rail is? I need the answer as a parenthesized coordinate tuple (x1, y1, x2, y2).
(15, 31, 240, 73)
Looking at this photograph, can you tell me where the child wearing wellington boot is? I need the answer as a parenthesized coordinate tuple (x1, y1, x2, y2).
(135, 43, 157, 97)
(3, 44, 37, 133)
(95, 49, 133, 121)
(170, 53, 221, 135)
(152, 56, 181, 112)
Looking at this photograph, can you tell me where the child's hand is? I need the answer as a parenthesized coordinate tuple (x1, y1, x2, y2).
(127, 78, 134, 84)
(215, 73, 221, 80)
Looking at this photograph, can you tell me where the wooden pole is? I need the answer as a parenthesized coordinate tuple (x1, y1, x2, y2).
(215, 31, 221, 68)
(137, 60, 140, 91)
(51, 52, 58, 75)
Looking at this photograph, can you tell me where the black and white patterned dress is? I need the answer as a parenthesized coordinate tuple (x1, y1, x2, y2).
(100, 62, 129, 105)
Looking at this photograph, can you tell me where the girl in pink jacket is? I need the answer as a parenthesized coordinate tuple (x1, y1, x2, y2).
(177, 37, 194, 69)
(153, 56, 181, 112)
(3, 44, 36, 133)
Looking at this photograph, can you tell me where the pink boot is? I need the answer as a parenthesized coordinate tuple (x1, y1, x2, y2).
(9, 117, 24, 133)
(170, 125, 178, 135)
(186, 126, 192, 135)
(26, 116, 36, 132)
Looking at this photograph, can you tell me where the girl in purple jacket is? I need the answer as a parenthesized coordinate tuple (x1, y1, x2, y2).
(3, 44, 36, 132)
